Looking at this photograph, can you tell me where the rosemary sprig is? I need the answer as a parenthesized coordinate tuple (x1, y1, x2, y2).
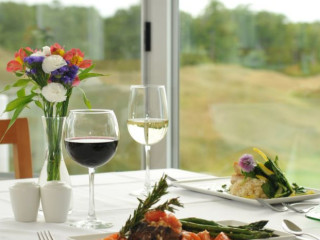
(155, 197, 184, 213)
(119, 175, 182, 238)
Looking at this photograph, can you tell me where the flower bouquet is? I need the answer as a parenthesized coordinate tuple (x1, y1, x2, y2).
(2, 43, 105, 181)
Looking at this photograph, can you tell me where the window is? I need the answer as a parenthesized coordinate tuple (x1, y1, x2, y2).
(179, 0, 320, 188)
(0, 0, 141, 175)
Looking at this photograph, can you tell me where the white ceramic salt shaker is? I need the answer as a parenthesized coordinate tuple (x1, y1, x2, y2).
(41, 181, 71, 223)
(9, 182, 40, 222)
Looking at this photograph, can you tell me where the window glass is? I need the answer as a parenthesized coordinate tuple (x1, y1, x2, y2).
(180, 0, 320, 188)
(0, 0, 141, 175)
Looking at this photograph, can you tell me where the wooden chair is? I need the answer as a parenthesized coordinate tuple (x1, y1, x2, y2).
(0, 118, 33, 178)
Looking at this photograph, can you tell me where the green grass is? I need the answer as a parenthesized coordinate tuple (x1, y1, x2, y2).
(180, 63, 320, 189)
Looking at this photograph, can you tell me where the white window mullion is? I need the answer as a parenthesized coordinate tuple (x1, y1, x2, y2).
(141, 0, 179, 169)
(167, 0, 180, 168)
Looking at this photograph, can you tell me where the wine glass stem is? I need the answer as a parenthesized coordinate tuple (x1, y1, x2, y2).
(144, 145, 151, 192)
(88, 167, 97, 222)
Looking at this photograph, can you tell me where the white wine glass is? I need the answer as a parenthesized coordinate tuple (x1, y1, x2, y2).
(64, 109, 119, 229)
(127, 85, 168, 196)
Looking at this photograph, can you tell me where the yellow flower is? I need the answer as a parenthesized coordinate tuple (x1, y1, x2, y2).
(253, 147, 268, 162)
(258, 163, 274, 176)
(256, 174, 267, 181)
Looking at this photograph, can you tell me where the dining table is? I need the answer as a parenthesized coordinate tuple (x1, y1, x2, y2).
(0, 168, 319, 240)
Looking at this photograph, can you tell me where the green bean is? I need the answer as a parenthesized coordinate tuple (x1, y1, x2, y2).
(180, 220, 275, 240)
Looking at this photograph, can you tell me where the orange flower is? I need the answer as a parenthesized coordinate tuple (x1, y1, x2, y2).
(64, 48, 92, 68)
(50, 43, 65, 56)
(6, 47, 33, 72)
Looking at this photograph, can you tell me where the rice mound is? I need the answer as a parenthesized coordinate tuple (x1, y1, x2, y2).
(229, 162, 267, 199)
(230, 176, 267, 199)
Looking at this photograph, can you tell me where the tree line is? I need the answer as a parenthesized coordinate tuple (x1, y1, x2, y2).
(1, 0, 320, 76)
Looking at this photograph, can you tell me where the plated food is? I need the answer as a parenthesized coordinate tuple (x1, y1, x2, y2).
(171, 177, 320, 205)
(230, 148, 314, 199)
(101, 176, 279, 240)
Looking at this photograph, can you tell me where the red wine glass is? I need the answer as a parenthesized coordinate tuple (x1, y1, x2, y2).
(64, 109, 119, 229)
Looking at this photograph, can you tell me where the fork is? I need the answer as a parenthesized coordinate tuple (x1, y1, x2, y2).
(256, 198, 288, 212)
(37, 230, 55, 240)
(282, 202, 318, 213)
(256, 198, 318, 213)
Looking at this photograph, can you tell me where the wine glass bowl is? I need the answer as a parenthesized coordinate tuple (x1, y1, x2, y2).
(65, 137, 118, 168)
(127, 118, 169, 145)
(64, 109, 119, 229)
(127, 85, 168, 196)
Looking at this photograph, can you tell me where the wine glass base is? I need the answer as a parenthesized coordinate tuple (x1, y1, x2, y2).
(70, 219, 113, 229)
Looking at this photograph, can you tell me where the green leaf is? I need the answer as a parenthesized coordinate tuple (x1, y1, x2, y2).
(242, 169, 257, 178)
(13, 79, 31, 87)
(0, 84, 11, 94)
(14, 72, 24, 77)
(78, 72, 107, 81)
(261, 181, 276, 198)
(31, 85, 40, 94)
(78, 87, 92, 109)
(16, 88, 26, 97)
(79, 64, 95, 75)
(34, 100, 43, 110)
(23, 48, 33, 55)
(4, 94, 35, 112)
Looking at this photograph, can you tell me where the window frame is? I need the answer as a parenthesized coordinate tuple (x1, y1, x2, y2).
(141, 0, 180, 169)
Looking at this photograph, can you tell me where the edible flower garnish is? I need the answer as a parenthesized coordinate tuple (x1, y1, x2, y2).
(239, 154, 256, 172)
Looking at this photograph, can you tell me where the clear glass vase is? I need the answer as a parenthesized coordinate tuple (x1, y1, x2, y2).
(38, 116, 71, 186)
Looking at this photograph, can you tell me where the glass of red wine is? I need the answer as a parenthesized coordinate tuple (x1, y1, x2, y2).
(64, 109, 119, 229)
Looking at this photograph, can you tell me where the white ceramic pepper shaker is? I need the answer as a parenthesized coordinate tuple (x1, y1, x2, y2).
(9, 182, 40, 222)
(41, 181, 71, 223)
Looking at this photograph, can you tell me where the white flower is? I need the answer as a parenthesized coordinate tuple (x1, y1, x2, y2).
(42, 55, 67, 74)
(41, 83, 67, 103)
(42, 46, 51, 56)
(31, 51, 45, 57)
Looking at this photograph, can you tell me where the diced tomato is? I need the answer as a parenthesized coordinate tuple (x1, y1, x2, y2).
(197, 230, 211, 240)
(214, 232, 231, 240)
(145, 210, 167, 222)
(164, 213, 182, 233)
(182, 231, 201, 240)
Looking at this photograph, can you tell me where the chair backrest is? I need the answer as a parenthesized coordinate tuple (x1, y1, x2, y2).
(0, 118, 33, 178)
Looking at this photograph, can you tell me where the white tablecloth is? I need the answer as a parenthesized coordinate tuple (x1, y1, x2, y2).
(0, 168, 319, 240)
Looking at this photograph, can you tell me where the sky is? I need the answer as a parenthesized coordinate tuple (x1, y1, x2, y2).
(2, 0, 320, 23)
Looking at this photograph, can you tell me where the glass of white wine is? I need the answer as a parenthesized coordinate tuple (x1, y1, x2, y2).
(127, 85, 168, 196)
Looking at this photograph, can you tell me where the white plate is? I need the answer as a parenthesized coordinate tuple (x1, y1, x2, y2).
(68, 233, 109, 240)
(68, 220, 294, 240)
(172, 177, 320, 205)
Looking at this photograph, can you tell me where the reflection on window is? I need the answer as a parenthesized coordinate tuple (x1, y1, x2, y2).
(180, 0, 320, 188)
(0, 1, 141, 175)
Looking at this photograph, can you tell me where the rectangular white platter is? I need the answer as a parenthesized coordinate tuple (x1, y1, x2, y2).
(172, 177, 320, 205)
(68, 220, 295, 240)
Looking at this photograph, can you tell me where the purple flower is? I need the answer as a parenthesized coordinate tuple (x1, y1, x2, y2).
(51, 65, 69, 76)
(49, 64, 79, 85)
(61, 75, 73, 84)
(67, 65, 79, 79)
(238, 154, 256, 172)
(24, 56, 45, 64)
